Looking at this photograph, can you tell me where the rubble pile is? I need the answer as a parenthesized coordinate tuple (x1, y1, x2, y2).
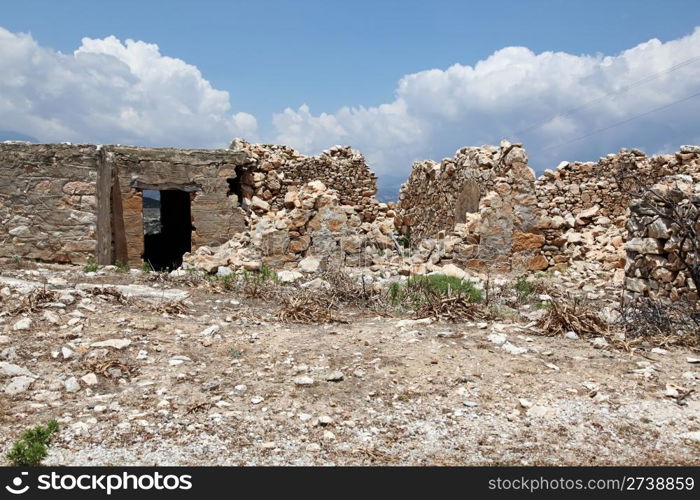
(183, 181, 399, 277)
(230, 139, 384, 222)
(624, 174, 700, 303)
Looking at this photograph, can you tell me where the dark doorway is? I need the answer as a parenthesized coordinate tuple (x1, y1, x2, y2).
(142, 189, 192, 271)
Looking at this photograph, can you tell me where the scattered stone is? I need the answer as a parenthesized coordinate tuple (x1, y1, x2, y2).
(0, 362, 35, 378)
(5, 376, 34, 395)
(12, 318, 32, 331)
(502, 342, 528, 355)
(81, 373, 98, 386)
(519, 398, 533, 409)
(487, 333, 507, 345)
(679, 431, 700, 443)
(318, 415, 334, 426)
(277, 270, 303, 283)
(200, 325, 221, 337)
(90, 339, 131, 349)
(325, 371, 344, 382)
(294, 376, 315, 386)
(564, 331, 579, 340)
(64, 377, 80, 393)
(298, 257, 320, 273)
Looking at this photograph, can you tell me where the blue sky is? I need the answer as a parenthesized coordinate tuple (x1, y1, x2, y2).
(2, 1, 700, 196)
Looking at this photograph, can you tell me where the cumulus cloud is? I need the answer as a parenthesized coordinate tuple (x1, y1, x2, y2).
(272, 28, 700, 190)
(0, 28, 256, 147)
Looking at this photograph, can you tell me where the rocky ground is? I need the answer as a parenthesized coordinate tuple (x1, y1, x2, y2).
(0, 261, 698, 466)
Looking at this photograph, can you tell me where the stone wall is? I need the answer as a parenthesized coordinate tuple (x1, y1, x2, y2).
(624, 173, 700, 304)
(535, 146, 700, 270)
(0, 143, 99, 264)
(230, 139, 382, 222)
(395, 141, 544, 271)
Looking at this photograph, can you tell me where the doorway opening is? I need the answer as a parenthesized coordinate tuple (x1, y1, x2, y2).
(142, 189, 193, 271)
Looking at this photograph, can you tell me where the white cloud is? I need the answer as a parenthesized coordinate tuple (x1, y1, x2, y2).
(272, 28, 700, 186)
(3, 25, 700, 194)
(0, 28, 256, 147)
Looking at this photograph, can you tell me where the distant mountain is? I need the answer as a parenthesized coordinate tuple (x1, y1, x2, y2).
(0, 131, 38, 142)
(142, 196, 160, 209)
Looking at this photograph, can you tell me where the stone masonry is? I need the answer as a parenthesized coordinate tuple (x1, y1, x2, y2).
(396, 140, 543, 272)
(624, 172, 700, 304)
(230, 139, 381, 222)
(0, 143, 99, 264)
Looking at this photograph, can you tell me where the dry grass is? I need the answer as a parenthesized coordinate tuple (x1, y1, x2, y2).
(147, 300, 189, 315)
(537, 298, 610, 338)
(618, 298, 700, 349)
(415, 295, 484, 322)
(277, 292, 345, 324)
(87, 286, 129, 305)
(11, 288, 59, 315)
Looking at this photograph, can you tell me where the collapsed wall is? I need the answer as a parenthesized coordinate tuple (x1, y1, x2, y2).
(0, 143, 99, 264)
(184, 180, 396, 275)
(624, 172, 700, 304)
(230, 139, 382, 222)
(534, 148, 700, 270)
(395, 141, 544, 271)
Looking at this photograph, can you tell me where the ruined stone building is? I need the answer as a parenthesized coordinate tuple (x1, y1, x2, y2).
(0, 141, 379, 271)
(2, 137, 699, 305)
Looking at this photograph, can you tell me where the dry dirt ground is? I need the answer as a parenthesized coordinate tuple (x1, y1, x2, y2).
(0, 262, 698, 466)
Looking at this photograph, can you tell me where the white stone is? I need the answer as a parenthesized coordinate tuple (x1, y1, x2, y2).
(502, 342, 528, 355)
(81, 373, 98, 386)
(294, 376, 315, 386)
(298, 257, 320, 273)
(325, 371, 344, 382)
(0, 362, 34, 378)
(64, 377, 80, 393)
(200, 325, 221, 337)
(487, 333, 507, 345)
(5, 376, 34, 395)
(216, 266, 233, 277)
(318, 415, 334, 426)
(43, 310, 61, 324)
(90, 338, 131, 349)
(680, 431, 700, 443)
(278, 270, 303, 282)
(12, 317, 32, 331)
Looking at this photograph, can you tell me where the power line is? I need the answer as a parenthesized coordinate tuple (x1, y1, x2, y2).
(539, 89, 700, 153)
(514, 53, 700, 137)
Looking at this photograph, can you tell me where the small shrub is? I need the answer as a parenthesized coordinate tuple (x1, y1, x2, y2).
(407, 274, 483, 303)
(83, 257, 98, 273)
(141, 261, 153, 273)
(6, 419, 59, 466)
(115, 260, 130, 273)
(397, 231, 411, 249)
(206, 273, 236, 291)
(514, 275, 533, 299)
(259, 264, 278, 282)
